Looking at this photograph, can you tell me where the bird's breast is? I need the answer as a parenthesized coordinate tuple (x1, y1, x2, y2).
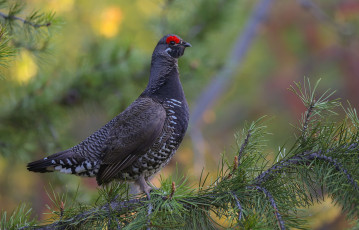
(118, 97, 189, 180)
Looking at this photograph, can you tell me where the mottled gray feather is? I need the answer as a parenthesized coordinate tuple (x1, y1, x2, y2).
(96, 97, 166, 184)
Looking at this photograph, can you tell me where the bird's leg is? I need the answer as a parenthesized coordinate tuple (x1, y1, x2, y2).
(137, 175, 152, 199)
(137, 175, 153, 229)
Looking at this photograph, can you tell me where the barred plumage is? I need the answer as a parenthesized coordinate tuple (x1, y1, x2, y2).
(27, 34, 191, 196)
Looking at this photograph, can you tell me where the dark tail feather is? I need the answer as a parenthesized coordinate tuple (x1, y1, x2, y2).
(27, 158, 54, 173)
(27, 150, 71, 173)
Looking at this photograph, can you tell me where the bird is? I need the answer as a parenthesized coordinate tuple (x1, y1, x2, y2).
(27, 34, 191, 197)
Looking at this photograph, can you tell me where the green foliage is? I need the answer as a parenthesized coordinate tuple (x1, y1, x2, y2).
(0, 204, 35, 230)
(344, 102, 359, 130)
(289, 78, 341, 141)
(0, 0, 56, 79)
(0, 26, 15, 67)
(4, 78, 359, 229)
(0, 0, 55, 51)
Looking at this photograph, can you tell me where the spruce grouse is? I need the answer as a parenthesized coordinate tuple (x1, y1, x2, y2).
(27, 34, 191, 196)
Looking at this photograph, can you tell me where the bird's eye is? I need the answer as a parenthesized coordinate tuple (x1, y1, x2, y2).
(170, 41, 175, 45)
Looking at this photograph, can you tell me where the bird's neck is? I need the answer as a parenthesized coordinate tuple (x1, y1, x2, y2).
(143, 55, 185, 103)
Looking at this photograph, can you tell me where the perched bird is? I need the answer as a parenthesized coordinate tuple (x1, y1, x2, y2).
(27, 34, 191, 197)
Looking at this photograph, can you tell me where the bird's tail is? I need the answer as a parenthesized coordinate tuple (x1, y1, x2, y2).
(27, 149, 99, 177)
(27, 150, 73, 173)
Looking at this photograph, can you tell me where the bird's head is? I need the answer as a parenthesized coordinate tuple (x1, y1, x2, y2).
(146, 34, 191, 95)
(154, 34, 191, 59)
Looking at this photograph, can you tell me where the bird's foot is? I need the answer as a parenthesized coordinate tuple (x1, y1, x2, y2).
(137, 175, 153, 199)
(136, 175, 154, 229)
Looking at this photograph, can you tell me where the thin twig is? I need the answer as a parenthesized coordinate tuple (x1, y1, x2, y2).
(238, 129, 252, 163)
(254, 150, 359, 191)
(253, 186, 286, 230)
(147, 203, 152, 230)
(26, 198, 145, 230)
(108, 201, 112, 229)
(313, 152, 359, 190)
(254, 153, 308, 184)
(301, 102, 314, 140)
(116, 217, 121, 230)
(230, 191, 243, 222)
(0, 11, 51, 28)
(147, 197, 153, 230)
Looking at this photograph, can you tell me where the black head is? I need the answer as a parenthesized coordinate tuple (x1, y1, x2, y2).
(154, 34, 191, 59)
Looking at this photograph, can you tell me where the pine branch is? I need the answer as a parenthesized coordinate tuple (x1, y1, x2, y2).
(15, 142, 359, 229)
(252, 185, 285, 230)
(1, 204, 35, 230)
(0, 26, 15, 68)
(301, 101, 314, 141)
(0, 11, 51, 28)
(22, 198, 145, 230)
(0, 1, 56, 76)
(238, 127, 252, 163)
(254, 148, 359, 191)
(230, 191, 243, 221)
(7, 79, 359, 229)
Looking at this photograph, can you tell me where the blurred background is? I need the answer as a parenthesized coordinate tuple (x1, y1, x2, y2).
(1, 0, 359, 229)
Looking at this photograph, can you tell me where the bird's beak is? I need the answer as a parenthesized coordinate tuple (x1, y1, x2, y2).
(182, 41, 192, 47)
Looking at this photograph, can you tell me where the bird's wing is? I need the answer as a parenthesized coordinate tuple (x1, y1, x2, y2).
(96, 97, 166, 184)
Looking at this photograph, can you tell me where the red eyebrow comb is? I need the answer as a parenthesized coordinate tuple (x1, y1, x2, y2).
(166, 35, 180, 44)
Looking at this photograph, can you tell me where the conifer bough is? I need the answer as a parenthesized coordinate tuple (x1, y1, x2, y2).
(14, 78, 359, 230)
